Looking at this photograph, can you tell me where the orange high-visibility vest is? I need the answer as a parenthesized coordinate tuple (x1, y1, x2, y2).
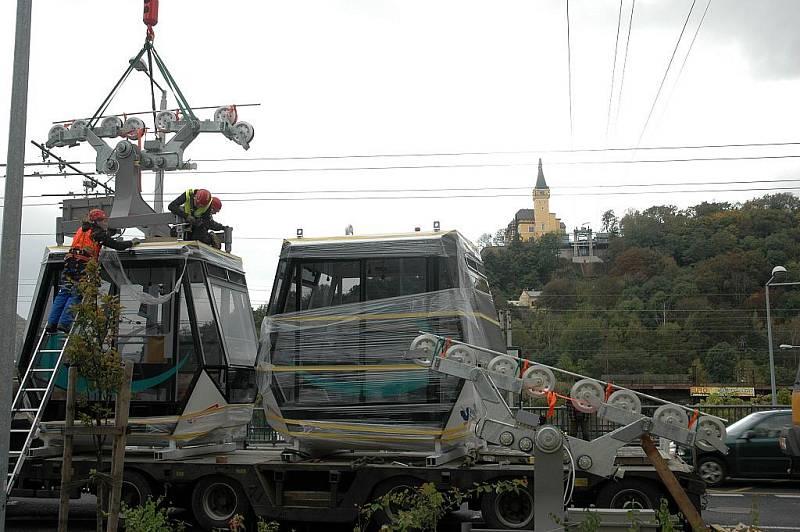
(67, 227, 101, 262)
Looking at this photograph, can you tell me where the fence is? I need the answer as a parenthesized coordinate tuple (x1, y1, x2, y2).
(244, 404, 790, 446)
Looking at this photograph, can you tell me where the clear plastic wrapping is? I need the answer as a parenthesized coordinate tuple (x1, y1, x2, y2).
(258, 231, 506, 452)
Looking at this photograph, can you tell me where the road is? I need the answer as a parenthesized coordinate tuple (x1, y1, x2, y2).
(703, 480, 800, 531)
(5, 481, 800, 531)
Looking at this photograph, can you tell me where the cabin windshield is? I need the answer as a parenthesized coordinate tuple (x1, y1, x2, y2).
(209, 279, 258, 366)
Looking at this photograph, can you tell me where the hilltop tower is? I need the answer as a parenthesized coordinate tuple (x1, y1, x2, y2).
(506, 159, 564, 242)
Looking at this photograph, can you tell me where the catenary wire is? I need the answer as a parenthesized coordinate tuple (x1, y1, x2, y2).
(566, 0, 574, 143)
(636, 0, 697, 146)
(657, 0, 713, 127)
(614, 0, 636, 135)
(606, 0, 624, 141)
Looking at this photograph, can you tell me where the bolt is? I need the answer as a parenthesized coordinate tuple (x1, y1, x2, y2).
(518, 437, 533, 453)
(499, 431, 514, 447)
(577, 455, 593, 470)
(534, 426, 563, 454)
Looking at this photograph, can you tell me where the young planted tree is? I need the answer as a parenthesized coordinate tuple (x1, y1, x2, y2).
(62, 258, 125, 532)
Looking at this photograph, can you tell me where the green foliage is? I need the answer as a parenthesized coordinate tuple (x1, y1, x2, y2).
(252, 303, 269, 337)
(355, 478, 527, 532)
(121, 496, 185, 532)
(257, 519, 281, 532)
(62, 259, 127, 532)
(482, 194, 800, 384)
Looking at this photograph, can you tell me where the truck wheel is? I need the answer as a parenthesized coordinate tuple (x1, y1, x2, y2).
(121, 470, 154, 508)
(369, 476, 422, 527)
(191, 475, 250, 530)
(480, 487, 534, 529)
(697, 456, 727, 488)
(596, 479, 663, 510)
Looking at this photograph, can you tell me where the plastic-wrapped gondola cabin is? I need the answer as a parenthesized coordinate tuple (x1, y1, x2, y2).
(17, 241, 259, 449)
(258, 230, 506, 454)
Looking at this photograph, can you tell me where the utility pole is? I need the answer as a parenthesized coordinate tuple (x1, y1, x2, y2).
(0, 1, 33, 528)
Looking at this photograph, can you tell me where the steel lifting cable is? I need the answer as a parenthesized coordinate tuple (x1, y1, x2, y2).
(146, 43, 159, 132)
(149, 45, 196, 122)
(87, 45, 150, 128)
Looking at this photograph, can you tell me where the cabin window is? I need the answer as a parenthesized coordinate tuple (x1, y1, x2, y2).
(268, 260, 288, 315)
(176, 286, 199, 403)
(209, 280, 259, 366)
(365, 258, 427, 301)
(299, 261, 361, 310)
(188, 263, 225, 366)
(228, 368, 257, 403)
(115, 266, 175, 402)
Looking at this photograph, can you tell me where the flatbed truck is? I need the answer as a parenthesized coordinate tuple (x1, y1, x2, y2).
(12, 443, 705, 530)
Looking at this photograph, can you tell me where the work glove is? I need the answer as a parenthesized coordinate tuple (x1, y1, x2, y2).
(185, 215, 196, 224)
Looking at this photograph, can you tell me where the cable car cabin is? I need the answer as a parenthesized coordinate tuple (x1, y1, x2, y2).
(258, 230, 506, 454)
(17, 241, 259, 449)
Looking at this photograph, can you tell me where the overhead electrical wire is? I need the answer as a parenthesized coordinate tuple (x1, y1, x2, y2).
(658, 0, 713, 126)
(7, 140, 800, 170)
(8, 184, 800, 208)
(614, 0, 636, 134)
(636, 0, 698, 147)
(566, 0, 574, 143)
(606, 0, 624, 141)
(8, 152, 800, 182)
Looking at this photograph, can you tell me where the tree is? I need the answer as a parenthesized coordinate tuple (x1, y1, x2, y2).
(476, 233, 493, 251)
(601, 209, 619, 236)
(252, 303, 269, 337)
(703, 342, 737, 383)
(64, 259, 125, 532)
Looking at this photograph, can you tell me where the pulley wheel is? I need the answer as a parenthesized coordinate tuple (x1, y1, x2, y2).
(155, 110, 177, 131)
(232, 121, 255, 145)
(70, 119, 88, 131)
(695, 416, 726, 451)
(409, 334, 439, 364)
(570, 379, 603, 413)
(487, 355, 517, 377)
(214, 106, 238, 125)
(101, 116, 123, 131)
(607, 389, 642, 415)
(653, 404, 689, 428)
(445, 345, 477, 366)
(122, 117, 146, 139)
(522, 365, 556, 398)
(48, 125, 68, 143)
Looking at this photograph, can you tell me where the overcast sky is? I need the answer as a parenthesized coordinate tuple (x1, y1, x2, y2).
(2, 0, 800, 316)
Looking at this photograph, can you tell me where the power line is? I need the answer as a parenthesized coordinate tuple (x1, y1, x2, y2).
(637, 0, 698, 146)
(9, 140, 800, 170)
(8, 152, 800, 182)
(606, 0, 624, 141)
(614, 0, 636, 134)
(658, 0, 713, 126)
(566, 0, 574, 143)
(7, 184, 800, 208)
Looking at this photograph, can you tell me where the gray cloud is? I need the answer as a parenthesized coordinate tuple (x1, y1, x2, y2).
(637, 0, 800, 80)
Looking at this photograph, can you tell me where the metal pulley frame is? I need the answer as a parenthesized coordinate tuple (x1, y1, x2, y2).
(43, 18, 253, 250)
(406, 333, 728, 531)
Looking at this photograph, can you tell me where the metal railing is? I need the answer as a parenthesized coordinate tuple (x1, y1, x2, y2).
(244, 404, 790, 446)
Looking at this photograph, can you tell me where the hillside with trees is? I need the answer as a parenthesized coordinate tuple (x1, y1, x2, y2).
(481, 193, 800, 387)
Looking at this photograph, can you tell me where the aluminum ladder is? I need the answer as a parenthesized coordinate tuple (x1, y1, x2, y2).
(7, 328, 71, 496)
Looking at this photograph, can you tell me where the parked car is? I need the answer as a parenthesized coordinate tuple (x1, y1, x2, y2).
(679, 410, 797, 487)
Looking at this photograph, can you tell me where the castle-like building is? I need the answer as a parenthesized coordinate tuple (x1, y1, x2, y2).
(505, 159, 565, 243)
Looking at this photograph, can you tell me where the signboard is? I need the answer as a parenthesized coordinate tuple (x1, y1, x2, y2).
(690, 386, 755, 397)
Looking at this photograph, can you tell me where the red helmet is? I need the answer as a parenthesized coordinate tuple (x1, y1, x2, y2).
(88, 208, 108, 222)
(194, 188, 212, 207)
(210, 197, 222, 213)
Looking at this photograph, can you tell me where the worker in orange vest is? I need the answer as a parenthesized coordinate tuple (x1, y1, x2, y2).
(45, 209, 140, 333)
